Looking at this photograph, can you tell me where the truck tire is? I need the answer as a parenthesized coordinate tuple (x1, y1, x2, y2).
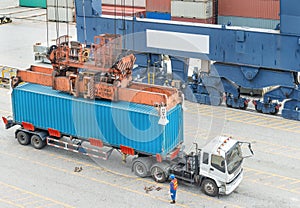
(150, 166, 167, 183)
(16, 131, 30, 145)
(133, 161, 148, 178)
(31, 135, 46, 149)
(201, 179, 218, 197)
(240, 103, 248, 110)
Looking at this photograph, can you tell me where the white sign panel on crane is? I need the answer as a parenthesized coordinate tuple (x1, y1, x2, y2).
(146, 29, 210, 54)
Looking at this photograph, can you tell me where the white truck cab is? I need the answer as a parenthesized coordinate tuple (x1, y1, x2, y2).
(199, 136, 253, 196)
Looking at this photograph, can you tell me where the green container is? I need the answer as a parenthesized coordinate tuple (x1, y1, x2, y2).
(19, 0, 46, 8)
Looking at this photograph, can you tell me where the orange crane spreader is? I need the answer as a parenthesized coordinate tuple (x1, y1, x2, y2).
(12, 34, 182, 116)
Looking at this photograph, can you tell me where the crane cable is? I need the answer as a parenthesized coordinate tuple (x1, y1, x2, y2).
(55, 0, 60, 38)
(114, 0, 117, 36)
(82, 0, 87, 44)
(66, 0, 70, 39)
(46, 0, 49, 47)
(132, 0, 135, 51)
(122, 0, 126, 49)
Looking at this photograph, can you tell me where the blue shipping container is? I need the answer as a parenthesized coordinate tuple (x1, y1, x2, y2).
(12, 83, 183, 155)
(146, 12, 171, 20)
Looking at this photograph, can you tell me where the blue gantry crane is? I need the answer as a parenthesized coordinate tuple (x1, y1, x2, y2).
(73, 0, 300, 120)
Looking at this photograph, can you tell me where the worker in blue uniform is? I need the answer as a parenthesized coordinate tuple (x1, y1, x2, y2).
(169, 174, 178, 204)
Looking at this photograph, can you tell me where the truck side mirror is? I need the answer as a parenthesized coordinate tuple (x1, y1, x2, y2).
(221, 160, 225, 167)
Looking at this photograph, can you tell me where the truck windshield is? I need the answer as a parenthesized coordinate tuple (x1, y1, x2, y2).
(226, 143, 243, 174)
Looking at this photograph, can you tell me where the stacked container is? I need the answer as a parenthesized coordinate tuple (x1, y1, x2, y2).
(102, 0, 145, 7)
(146, 0, 171, 20)
(19, 0, 46, 8)
(218, 0, 280, 29)
(171, 0, 215, 24)
(101, 0, 146, 17)
(101, 5, 146, 17)
(47, 0, 75, 22)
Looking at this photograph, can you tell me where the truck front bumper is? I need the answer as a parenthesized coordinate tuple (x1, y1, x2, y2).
(219, 168, 244, 195)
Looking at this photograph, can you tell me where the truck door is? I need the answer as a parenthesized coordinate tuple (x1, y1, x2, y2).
(209, 154, 226, 182)
(199, 152, 210, 176)
(200, 152, 226, 182)
(239, 142, 254, 158)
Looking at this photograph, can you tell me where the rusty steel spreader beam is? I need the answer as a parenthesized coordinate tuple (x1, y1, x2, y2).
(12, 34, 182, 109)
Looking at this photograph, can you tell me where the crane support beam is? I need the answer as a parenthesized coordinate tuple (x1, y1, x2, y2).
(213, 63, 296, 89)
(75, 10, 300, 73)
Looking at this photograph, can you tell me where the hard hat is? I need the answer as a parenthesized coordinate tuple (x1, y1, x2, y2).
(170, 174, 175, 179)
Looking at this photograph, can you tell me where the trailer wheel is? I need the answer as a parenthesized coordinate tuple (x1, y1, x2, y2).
(240, 103, 248, 110)
(133, 161, 148, 178)
(255, 105, 262, 113)
(31, 135, 46, 149)
(201, 179, 218, 197)
(270, 107, 279, 115)
(150, 166, 167, 183)
(16, 131, 30, 145)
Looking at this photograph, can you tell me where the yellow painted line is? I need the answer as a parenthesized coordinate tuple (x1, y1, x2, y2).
(1, 152, 189, 208)
(0, 188, 17, 194)
(47, 158, 241, 208)
(238, 116, 259, 123)
(245, 178, 300, 195)
(22, 200, 42, 206)
(282, 123, 300, 128)
(2, 192, 27, 200)
(256, 140, 300, 151)
(23, 150, 241, 208)
(262, 146, 284, 153)
(249, 119, 272, 126)
(197, 113, 213, 118)
(286, 125, 300, 130)
(35, 202, 55, 208)
(195, 109, 212, 114)
(271, 126, 300, 133)
(182, 101, 299, 133)
(226, 113, 251, 120)
(0, 181, 74, 208)
(291, 187, 300, 192)
(266, 121, 288, 128)
(225, 110, 245, 116)
(258, 175, 275, 180)
(245, 167, 300, 183)
(0, 198, 24, 208)
(265, 151, 300, 160)
(12, 196, 33, 202)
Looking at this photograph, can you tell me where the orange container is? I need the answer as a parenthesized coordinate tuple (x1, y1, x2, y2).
(218, 0, 280, 20)
(171, 16, 215, 24)
(146, 0, 171, 13)
(102, 5, 146, 17)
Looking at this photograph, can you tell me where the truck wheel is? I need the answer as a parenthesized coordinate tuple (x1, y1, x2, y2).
(16, 131, 30, 145)
(151, 166, 166, 183)
(133, 161, 148, 178)
(31, 135, 46, 149)
(201, 179, 218, 197)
